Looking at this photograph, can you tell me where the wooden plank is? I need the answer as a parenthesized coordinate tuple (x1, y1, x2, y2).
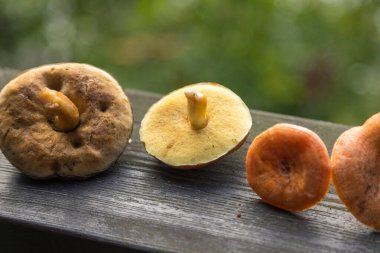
(0, 69, 379, 253)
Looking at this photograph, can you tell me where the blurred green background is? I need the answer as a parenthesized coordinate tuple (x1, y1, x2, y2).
(1, 0, 379, 125)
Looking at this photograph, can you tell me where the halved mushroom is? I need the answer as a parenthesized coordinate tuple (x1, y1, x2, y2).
(139, 82, 252, 169)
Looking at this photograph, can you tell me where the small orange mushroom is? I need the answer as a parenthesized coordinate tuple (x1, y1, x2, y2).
(246, 123, 331, 212)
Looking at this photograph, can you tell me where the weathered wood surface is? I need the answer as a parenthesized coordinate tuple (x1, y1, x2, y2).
(0, 69, 379, 253)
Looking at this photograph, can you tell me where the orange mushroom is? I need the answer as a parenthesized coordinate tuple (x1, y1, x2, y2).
(332, 112, 380, 230)
(246, 123, 331, 212)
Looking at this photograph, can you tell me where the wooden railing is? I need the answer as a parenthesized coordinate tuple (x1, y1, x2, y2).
(2, 69, 378, 253)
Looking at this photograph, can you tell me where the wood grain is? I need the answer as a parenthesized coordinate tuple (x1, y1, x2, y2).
(1, 69, 379, 253)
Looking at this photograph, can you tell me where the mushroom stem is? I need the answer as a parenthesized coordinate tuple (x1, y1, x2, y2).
(39, 87, 80, 132)
(185, 90, 208, 130)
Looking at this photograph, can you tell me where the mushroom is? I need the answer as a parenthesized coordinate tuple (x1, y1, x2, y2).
(331, 112, 380, 230)
(0, 63, 133, 179)
(139, 82, 252, 169)
(246, 124, 331, 212)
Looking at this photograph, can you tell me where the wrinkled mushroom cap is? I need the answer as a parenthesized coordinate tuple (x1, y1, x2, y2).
(139, 83, 252, 168)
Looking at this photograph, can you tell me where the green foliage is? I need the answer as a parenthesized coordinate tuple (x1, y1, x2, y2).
(1, 0, 380, 125)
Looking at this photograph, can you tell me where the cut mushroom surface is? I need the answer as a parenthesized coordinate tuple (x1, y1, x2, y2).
(140, 83, 252, 168)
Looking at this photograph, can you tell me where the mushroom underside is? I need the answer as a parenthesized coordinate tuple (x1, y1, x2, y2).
(140, 83, 252, 168)
(0, 63, 133, 179)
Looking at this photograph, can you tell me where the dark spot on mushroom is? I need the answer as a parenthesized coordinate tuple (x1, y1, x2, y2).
(167, 142, 174, 150)
(43, 71, 63, 91)
(236, 213, 241, 218)
(99, 101, 110, 112)
(71, 137, 83, 148)
(46, 115, 56, 126)
(280, 158, 291, 175)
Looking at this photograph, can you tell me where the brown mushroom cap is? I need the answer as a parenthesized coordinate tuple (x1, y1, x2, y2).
(0, 63, 133, 179)
(139, 83, 252, 168)
(332, 113, 380, 230)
